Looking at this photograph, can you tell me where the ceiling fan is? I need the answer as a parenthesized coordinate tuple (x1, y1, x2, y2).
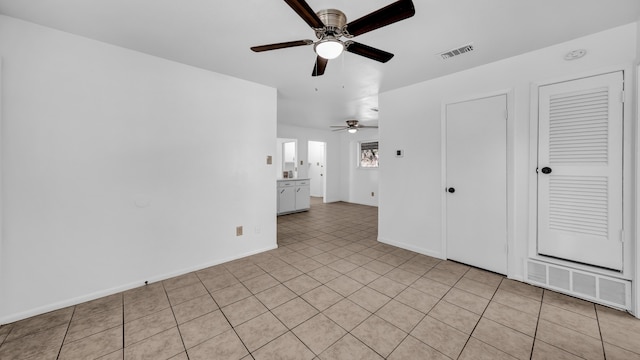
(250, 0, 415, 76)
(331, 120, 378, 133)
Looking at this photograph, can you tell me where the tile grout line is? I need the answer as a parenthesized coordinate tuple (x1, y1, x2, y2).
(0, 323, 15, 350)
(529, 288, 545, 360)
(249, 244, 351, 357)
(374, 258, 435, 359)
(594, 304, 607, 359)
(444, 266, 478, 360)
(279, 229, 392, 357)
(162, 281, 190, 360)
(426, 270, 509, 359)
(466, 277, 540, 360)
(197, 270, 254, 358)
(121, 294, 125, 360)
(55, 306, 76, 360)
(284, 224, 490, 353)
(292, 244, 378, 358)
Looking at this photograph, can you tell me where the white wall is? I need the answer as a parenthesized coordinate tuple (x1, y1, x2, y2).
(379, 23, 638, 282)
(0, 16, 277, 323)
(340, 131, 379, 207)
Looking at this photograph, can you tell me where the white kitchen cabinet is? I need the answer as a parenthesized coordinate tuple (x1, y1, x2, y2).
(278, 181, 296, 214)
(294, 180, 310, 210)
(277, 179, 310, 215)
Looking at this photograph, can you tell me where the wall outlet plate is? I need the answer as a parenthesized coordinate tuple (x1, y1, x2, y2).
(396, 150, 404, 157)
(266, 155, 272, 165)
(236, 226, 243, 236)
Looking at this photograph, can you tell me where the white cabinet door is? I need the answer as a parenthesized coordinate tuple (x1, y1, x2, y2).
(446, 94, 508, 275)
(278, 184, 296, 213)
(295, 181, 310, 210)
(537, 72, 623, 270)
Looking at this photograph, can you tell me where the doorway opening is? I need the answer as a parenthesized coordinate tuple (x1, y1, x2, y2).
(308, 141, 326, 203)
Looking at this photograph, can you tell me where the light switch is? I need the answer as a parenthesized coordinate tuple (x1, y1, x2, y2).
(266, 155, 272, 165)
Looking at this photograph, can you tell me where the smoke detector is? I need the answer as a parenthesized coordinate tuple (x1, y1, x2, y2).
(564, 49, 587, 61)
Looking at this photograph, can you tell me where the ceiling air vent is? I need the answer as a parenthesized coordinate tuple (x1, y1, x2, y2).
(439, 43, 474, 59)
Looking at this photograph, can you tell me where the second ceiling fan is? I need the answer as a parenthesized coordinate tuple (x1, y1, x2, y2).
(251, 0, 415, 76)
(331, 120, 378, 133)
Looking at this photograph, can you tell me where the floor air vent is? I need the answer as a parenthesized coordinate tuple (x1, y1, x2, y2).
(525, 259, 631, 310)
(439, 43, 474, 59)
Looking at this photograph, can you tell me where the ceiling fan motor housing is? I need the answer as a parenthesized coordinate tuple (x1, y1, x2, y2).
(315, 9, 347, 38)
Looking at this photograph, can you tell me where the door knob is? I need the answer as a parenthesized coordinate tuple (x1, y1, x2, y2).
(541, 167, 552, 174)
(448, 187, 455, 193)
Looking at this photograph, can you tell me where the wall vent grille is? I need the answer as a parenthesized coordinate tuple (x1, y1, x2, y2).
(525, 259, 630, 310)
(439, 43, 474, 59)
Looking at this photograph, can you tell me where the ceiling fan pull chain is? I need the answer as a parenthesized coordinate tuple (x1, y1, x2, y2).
(341, 48, 345, 77)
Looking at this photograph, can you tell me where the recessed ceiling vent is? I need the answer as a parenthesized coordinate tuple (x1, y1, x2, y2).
(439, 43, 474, 59)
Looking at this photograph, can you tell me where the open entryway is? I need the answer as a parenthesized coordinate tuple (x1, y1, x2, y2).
(308, 141, 326, 200)
(444, 93, 508, 275)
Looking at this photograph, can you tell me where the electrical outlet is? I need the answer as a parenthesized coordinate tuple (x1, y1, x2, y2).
(266, 155, 272, 165)
(236, 226, 243, 236)
(371, 192, 375, 197)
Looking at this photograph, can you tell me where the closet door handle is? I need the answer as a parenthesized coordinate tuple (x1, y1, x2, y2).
(448, 187, 455, 193)
(541, 167, 552, 174)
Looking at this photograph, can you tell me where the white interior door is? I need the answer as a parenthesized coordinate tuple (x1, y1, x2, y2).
(308, 141, 325, 198)
(537, 72, 623, 271)
(446, 94, 507, 274)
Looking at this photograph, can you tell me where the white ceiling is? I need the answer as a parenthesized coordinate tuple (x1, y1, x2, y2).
(1, 0, 638, 129)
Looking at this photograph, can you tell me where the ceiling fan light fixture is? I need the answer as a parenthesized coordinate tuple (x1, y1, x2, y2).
(348, 128, 358, 134)
(314, 37, 344, 59)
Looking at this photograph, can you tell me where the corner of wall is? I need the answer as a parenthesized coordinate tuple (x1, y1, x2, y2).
(634, 19, 640, 317)
(0, 57, 4, 320)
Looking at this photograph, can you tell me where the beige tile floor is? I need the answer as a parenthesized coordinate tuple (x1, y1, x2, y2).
(1, 199, 640, 359)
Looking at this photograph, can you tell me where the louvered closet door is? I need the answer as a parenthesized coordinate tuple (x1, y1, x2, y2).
(537, 71, 623, 270)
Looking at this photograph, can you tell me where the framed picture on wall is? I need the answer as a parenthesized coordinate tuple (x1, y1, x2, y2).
(359, 141, 379, 168)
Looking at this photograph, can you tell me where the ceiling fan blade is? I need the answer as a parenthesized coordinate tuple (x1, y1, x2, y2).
(284, 0, 325, 29)
(345, 0, 415, 37)
(345, 42, 394, 63)
(312, 56, 328, 76)
(359, 125, 379, 128)
(332, 128, 348, 132)
(251, 40, 313, 52)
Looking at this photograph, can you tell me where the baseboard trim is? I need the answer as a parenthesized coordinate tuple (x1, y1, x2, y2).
(377, 237, 444, 260)
(0, 244, 277, 325)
